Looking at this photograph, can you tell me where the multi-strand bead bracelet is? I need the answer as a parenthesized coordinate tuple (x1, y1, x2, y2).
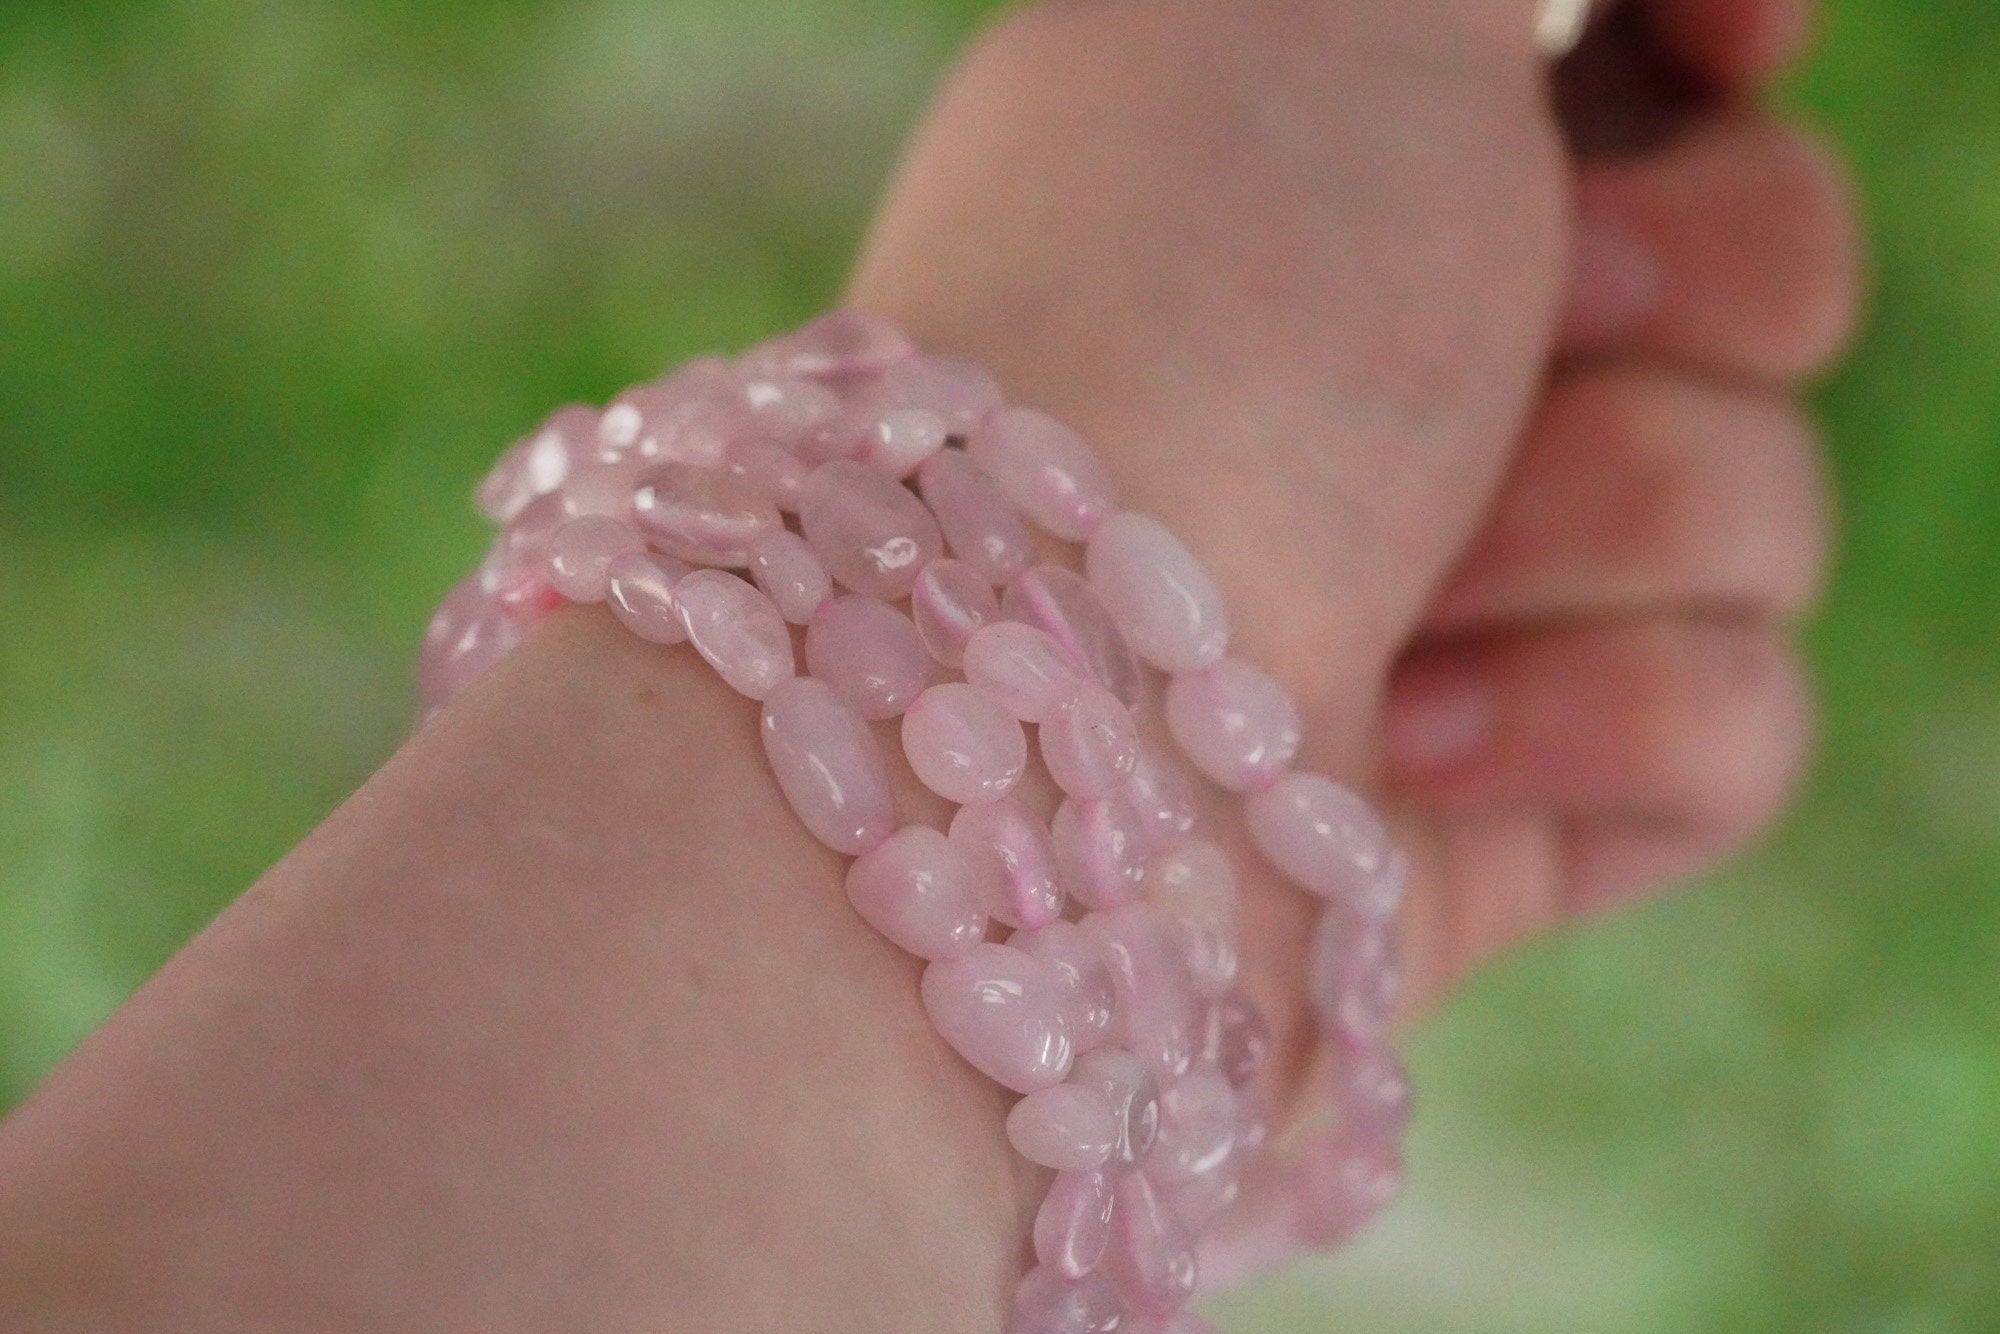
(418, 311, 1410, 1332)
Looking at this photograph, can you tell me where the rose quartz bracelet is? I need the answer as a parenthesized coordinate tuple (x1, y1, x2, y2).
(420, 312, 1411, 1332)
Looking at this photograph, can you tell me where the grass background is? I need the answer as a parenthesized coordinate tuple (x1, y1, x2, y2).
(2, 1, 1996, 1328)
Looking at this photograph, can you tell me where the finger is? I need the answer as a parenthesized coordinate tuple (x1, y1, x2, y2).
(1426, 364, 1833, 631)
(1642, 0, 1815, 90)
(1562, 116, 1861, 383)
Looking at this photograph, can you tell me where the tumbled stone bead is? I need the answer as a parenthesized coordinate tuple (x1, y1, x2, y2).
(760, 676, 898, 856)
(673, 569, 794, 700)
(1034, 1170, 1116, 1280)
(879, 353, 1003, 436)
(903, 682, 1028, 805)
(921, 942, 1075, 1094)
(1163, 660, 1300, 792)
(860, 407, 948, 478)
(963, 621, 1087, 724)
(605, 384, 737, 467)
(1334, 1043, 1412, 1142)
(1309, 912, 1401, 1046)
(1052, 795, 1149, 910)
(1195, 989, 1271, 1091)
(1041, 685, 1140, 800)
(1123, 742, 1201, 852)
(951, 798, 1064, 931)
(1291, 1129, 1402, 1248)
(1152, 1071, 1239, 1188)
(911, 559, 1000, 668)
(1008, 1265, 1125, 1334)
(747, 529, 831, 625)
(969, 407, 1117, 541)
(559, 451, 647, 520)
(1001, 566, 1144, 709)
(803, 595, 933, 721)
(604, 551, 692, 645)
(1244, 772, 1403, 921)
(1085, 513, 1228, 674)
(1144, 840, 1234, 930)
(1157, 1147, 1243, 1239)
(418, 576, 520, 709)
(1085, 904, 1197, 1079)
(478, 404, 591, 521)
(845, 825, 987, 960)
(548, 515, 645, 604)
(917, 448, 1034, 584)
(798, 459, 945, 600)
(1106, 1170, 1198, 1318)
(740, 373, 844, 448)
(631, 461, 780, 567)
(722, 438, 809, 513)
(742, 308, 916, 382)
(1013, 919, 1116, 1056)
(1069, 1048, 1161, 1169)
(1008, 1084, 1120, 1171)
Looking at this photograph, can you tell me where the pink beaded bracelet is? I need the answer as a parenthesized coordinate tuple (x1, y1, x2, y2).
(420, 311, 1411, 1332)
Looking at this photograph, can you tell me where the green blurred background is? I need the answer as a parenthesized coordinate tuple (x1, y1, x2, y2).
(2, 0, 1996, 1328)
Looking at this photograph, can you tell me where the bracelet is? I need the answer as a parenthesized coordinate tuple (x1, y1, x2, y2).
(420, 311, 1411, 1332)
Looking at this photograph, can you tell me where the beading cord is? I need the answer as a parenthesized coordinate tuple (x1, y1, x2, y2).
(419, 312, 1411, 1332)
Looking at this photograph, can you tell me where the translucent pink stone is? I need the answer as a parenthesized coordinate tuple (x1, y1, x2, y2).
(559, 451, 647, 519)
(548, 515, 644, 604)
(1008, 1084, 1120, 1171)
(1041, 686, 1140, 800)
(1052, 796, 1149, 909)
(1106, 1170, 1198, 1317)
(859, 408, 948, 478)
(920, 942, 1075, 1094)
(1070, 1048, 1160, 1169)
(759, 676, 898, 856)
(1001, 566, 1143, 708)
(1309, 914, 1401, 1046)
(1034, 1170, 1116, 1281)
(910, 559, 1000, 668)
(1086, 905, 1197, 1080)
(630, 461, 780, 567)
(478, 404, 591, 521)
(723, 439, 810, 512)
(803, 595, 933, 721)
(845, 825, 988, 960)
(969, 407, 1117, 541)
(1163, 660, 1300, 792)
(1008, 1265, 1125, 1334)
(1196, 989, 1271, 1091)
(797, 459, 945, 600)
(418, 576, 521, 709)
(1153, 1071, 1239, 1190)
(902, 683, 1027, 805)
(1244, 773, 1403, 920)
(743, 308, 916, 382)
(603, 384, 738, 467)
(1083, 513, 1228, 673)
(950, 798, 1064, 931)
(673, 569, 794, 699)
(747, 529, 832, 625)
(916, 448, 1034, 584)
(963, 621, 1087, 724)
(878, 353, 1003, 436)
(740, 373, 843, 447)
(1123, 742, 1201, 852)
(1014, 920, 1116, 1056)
(1292, 1130, 1402, 1247)
(1144, 841, 1238, 999)
(604, 551, 692, 644)
(1333, 1044, 1412, 1141)
(795, 410, 872, 466)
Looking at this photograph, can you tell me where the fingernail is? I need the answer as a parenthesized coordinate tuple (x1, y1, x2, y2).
(1382, 661, 1494, 779)
(1564, 205, 1663, 347)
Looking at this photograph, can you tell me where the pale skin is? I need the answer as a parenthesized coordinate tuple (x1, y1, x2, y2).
(0, 0, 1856, 1329)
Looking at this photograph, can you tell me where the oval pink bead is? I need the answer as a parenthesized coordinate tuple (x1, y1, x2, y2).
(604, 551, 692, 644)
(559, 451, 647, 520)
(1033, 1171, 1116, 1281)
(910, 559, 1000, 668)
(803, 595, 933, 721)
(1123, 741, 1202, 852)
(1052, 796, 1149, 910)
(418, 577, 520, 709)
(797, 459, 945, 600)
(1083, 513, 1228, 673)
(1153, 1070, 1240, 1190)
(743, 308, 917, 382)
(920, 942, 1075, 1094)
(1309, 913, 1401, 1046)
(1106, 1170, 1198, 1318)
(1333, 1043, 1412, 1142)
(759, 676, 898, 856)
(1001, 565, 1143, 708)
(1007, 1084, 1119, 1171)
(1163, 659, 1300, 792)
(1292, 1130, 1403, 1247)
(1041, 685, 1140, 799)
(747, 528, 832, 625)
(878, 353, 1003, 436)
(548, 514, 644, 604)
(969, 406, 1117, 541)
(1013, 920, 1115, 1056)
(673, 569, 794, 699)
(630, 461, 780, 567)
(950, 798, 1064, 931)
(902, 683, 1028, 805)
(845, 826, 988, 960)
(605, 385, 738, 468)
(1244, 772, 1403, 920)
(1070, 1048, 1161, 1169)
(739, 373, 843, 447)
(1086, 905, 1197, 1080)
(478, 405, 589, 521)
(1196, 989, 1271, 1091)
(1008, 1265, 1125, 1334)
(962, 621, 1087, 724)
(860, 407, 948, 477)
(723, 438, 810, 512)
(1143, 841, 1238, 999)
(916, 448, 1034, 584)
